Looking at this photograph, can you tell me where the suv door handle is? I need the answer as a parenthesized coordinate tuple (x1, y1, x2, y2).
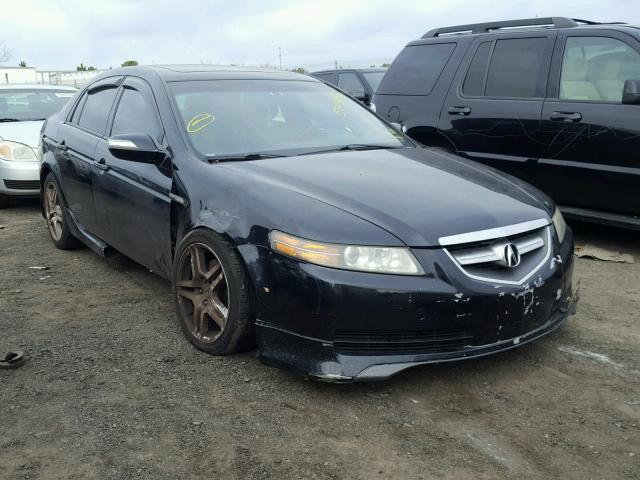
(448, 106, 471, 115)
(59, 140, 68, 152)
(550, 111, 582, 122)
(95, 158, 108, 171)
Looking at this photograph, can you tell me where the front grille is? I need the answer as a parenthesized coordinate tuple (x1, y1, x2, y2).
(445, 225, 551, 284)
(334, 330, 473, 355)
(4, 180, 40, 190)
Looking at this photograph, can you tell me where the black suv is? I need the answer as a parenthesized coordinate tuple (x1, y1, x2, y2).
(312, 68, 386, 105)
(373, 17, 640, 229)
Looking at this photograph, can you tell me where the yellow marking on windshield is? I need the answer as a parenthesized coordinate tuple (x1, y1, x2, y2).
(331, 91, 346, 117)
(187, 113, 215, 133)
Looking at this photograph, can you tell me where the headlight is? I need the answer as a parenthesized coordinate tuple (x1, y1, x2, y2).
(552, 208, 567, 243)
(0, 140, 37, 162)
(269, 230, 424, 275)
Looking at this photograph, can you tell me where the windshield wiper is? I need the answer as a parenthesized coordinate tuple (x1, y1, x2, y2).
(299, 144, 404, 156)
(0, 118, 22, 123)
(206, 153, 286, 163)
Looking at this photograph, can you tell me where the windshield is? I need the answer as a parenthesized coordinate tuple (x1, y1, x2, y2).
(0, 89, 75, 121)
(170, 79, 408, 158)
(362, 71, 386, 93)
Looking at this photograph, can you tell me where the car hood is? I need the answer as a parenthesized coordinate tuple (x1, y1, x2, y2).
(0, 121, 43, 148)
(221, 147, 552, 247)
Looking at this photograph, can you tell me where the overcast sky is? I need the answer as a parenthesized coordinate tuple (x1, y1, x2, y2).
(2, 0, 638, 72)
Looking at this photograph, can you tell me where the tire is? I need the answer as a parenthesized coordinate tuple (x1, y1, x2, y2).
(0, 193, 9, 209)
(172, 229, 255, 355)
(43, 173, 83, 250)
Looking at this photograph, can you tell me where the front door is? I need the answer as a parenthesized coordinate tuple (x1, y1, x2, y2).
(92, 77, 173, 277)
(438, 33, 557, 185)
(539, 31, 640, 217)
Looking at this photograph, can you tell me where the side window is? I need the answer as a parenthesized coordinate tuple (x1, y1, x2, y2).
(338, 72, 366, 98)
(78, 87, 118, 134)
(314, 73, 336, 85)
(560, 36, 640, 102)
(462, 42, 493, 96)
(377, 43, 456, 96)
(485, 38, 548, 98)
(69, 92, 87, 124)
(111, 87, 161, 140)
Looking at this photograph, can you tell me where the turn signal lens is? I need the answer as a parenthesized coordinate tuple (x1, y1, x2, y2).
(552, 208, 567, 243)
(0, 140, 37, 162)
(269, 231, 424, 275)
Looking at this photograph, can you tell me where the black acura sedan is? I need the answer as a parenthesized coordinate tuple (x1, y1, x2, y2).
(40, 65, 577, 381)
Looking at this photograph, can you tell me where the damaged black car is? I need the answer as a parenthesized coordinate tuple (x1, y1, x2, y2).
(40, 65, 577, 381)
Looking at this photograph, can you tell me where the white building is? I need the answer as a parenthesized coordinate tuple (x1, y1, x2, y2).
(0, 65, 105, 88)
(0, 66, 37, 84)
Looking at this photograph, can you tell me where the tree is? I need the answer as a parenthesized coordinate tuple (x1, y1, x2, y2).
(121, 60, 139, 67)
(87, 66, 96, 71)
(290, 67, 306, 74)
(77, 63, 96, 71)
(380, 63, 390, 68)
(18, 60, 27, 67)
(0, 41, 10, 63)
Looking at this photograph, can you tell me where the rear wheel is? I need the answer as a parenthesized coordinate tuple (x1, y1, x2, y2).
(173, 229, 255, 355)
(43, 173, 82, 250)
(0, 194, 9, 209)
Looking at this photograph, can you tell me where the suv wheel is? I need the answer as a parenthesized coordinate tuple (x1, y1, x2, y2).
(173, 229, 255, 355)
(43, 173, 82, 249)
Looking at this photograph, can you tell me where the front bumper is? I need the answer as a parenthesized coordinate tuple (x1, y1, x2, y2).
(0, 158, 40, 196)
(251, 229, 576, 382)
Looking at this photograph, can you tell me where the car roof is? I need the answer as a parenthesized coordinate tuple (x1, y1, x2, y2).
(312, 68, 386, 74)
(0, 84, 77, 91)
(94, 64, 319, 83)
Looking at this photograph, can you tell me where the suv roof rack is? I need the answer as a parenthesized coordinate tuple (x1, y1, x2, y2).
(422, 17, 601, 38)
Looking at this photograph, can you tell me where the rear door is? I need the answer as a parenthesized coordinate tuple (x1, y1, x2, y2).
(438, 33, 557, 184)
(92, 76, 173, 276)
(539, 30, 640, 217)
(59, 77, 122, 234)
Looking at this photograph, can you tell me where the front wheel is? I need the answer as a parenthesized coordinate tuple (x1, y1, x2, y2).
(172, 229, 255, 355)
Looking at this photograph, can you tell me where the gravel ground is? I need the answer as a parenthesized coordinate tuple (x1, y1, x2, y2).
(1, 199, 639, 480)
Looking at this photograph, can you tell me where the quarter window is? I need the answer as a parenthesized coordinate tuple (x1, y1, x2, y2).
(463, 42, 493, 96)
(484, 38, 548, 98)
(560, 37, 640, 102)
(377, 43, 456, 96)
(338, 72, 366, 98)
(314, 73, 336, 85)
(78, 87, 118, 134)
(111, 88, 161, 140)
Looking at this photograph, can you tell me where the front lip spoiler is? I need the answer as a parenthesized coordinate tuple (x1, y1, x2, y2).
(353, 310, 571, 382)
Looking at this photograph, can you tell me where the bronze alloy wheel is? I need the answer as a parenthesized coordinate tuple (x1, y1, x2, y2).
(175, 242, 230, 343)
(44, 181, 64, 241)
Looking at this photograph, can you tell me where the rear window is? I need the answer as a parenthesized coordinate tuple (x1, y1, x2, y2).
(377, 43, 456, 95)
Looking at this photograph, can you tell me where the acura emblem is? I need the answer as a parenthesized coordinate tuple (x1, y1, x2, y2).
(503, 243, 521, 268)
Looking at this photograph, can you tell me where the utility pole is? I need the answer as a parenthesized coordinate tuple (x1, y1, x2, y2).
(334, 59, 338, 70)
(278, 47, 282, 70)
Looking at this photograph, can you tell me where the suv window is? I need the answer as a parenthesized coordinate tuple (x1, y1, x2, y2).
(338, 72, 366, 98)
(560, 36, 640, 102)
(111, 87, 161, 140)
(314, 73, 336, 85)
(78, 86, 118, 134)
(463, 41, 493, 96)
(377, 43, 456, 96)
(484, 37, 548, 98)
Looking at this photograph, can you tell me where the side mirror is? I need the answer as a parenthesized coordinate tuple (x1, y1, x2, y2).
(107, 134, 165, 164)
(622, 80, 640, 105)
(355, 92, 369, 103)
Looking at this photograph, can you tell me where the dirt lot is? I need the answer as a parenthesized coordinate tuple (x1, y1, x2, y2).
(1, 199, 638, 480)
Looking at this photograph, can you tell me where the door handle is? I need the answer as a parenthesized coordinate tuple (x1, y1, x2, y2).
(448, 106, 471, 115)
(95, 158, 108, 171)
(59, 140, 68, 152)
(550, 111, 582, 122)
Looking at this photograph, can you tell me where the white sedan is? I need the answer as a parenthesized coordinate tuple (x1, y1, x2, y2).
(0, 84, 76, 208)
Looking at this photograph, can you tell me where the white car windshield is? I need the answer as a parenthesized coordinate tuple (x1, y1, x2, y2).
(0, 89, 75, 122)
(170, 79, 408, 158)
